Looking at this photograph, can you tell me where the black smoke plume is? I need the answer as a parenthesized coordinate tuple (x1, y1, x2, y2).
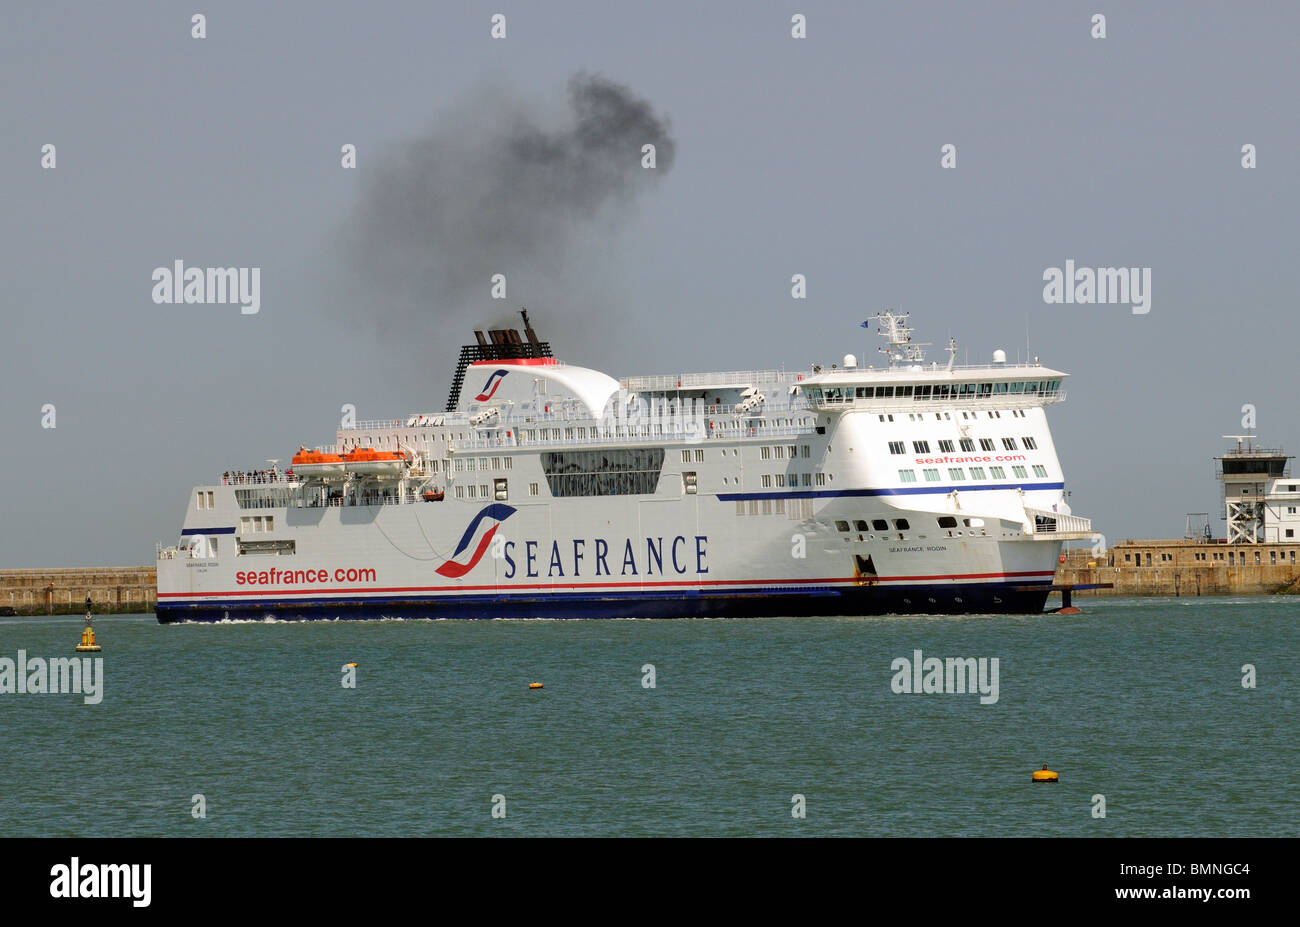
(335, 73, 675, 350)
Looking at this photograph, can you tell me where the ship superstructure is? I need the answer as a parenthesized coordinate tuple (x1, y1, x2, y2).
(156, 311, 1093, 621)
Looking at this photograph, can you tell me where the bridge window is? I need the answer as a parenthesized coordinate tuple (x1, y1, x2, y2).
(938, 516, 958, 528)
(872, 519, 888, 531)
(893, 519, 910, 530)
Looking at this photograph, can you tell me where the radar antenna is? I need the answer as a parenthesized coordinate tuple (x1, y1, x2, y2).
(867, 310, 929, 366)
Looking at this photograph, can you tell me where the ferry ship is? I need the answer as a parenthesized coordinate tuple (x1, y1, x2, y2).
(155, 311, 1093, 622)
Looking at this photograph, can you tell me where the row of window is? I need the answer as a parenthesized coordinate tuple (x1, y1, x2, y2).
(453, 479, 511, 500)
(735, 499, 817, 518)
(810, 380, 1062, 402)
(758, 445, 813, 460)
(889, 437, 1038, 455)
(759, 472, 831, 488)
(834, 516, 985, 533)
(451, 457, 514, 472)
(878, 410, 1029, 423)
(899, 464, 1048, 482)
(1125, 549, 1297, 565)
(239, 515, 275, 533)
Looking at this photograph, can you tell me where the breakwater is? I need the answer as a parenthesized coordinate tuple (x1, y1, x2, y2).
(0, 567, 157, 615)
(1057, 540, 1300, 597)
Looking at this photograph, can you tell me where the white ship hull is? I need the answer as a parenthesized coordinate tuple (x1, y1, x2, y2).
(157, 313, 1092, 621)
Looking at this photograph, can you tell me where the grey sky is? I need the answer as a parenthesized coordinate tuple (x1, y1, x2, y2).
(2, 2, 1297, 567)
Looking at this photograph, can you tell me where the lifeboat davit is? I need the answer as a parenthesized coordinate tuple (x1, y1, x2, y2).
(290, 446, 345, 481)
(343, 446, 408, 478)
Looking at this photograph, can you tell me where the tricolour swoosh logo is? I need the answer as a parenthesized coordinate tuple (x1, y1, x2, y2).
(474, 369, 509, 402)
(435, 503, 517, 578)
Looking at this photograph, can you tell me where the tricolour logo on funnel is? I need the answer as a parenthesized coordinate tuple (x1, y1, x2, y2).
(435, 503, 516, 578)
(474, 369, 509, 402)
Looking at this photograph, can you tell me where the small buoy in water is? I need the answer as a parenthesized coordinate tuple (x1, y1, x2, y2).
(75, 605, 101, 653)
(1032, 765, 1059, 783)
(346, 662, 357, 668)
(529, 682, 543, 689)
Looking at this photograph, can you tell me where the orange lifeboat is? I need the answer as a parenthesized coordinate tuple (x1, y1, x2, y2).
(343, 446, 408, 478)
(290, 446, 345, 481)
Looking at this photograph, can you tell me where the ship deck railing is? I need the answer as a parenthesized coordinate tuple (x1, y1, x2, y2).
(621, 369, 795, 392)
(451, 421, 816, 451)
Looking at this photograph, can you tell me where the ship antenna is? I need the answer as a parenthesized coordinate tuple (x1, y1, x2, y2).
(868, 309, 929, 366)
(945, 337, 957, 371)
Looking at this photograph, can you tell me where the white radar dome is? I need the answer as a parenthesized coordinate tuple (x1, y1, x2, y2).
(843, 354, 857, 368)
(992, 349, 1007, 364)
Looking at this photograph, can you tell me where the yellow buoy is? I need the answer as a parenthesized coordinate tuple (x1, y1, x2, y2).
(1032, 765, 1059, 783)
(529, 682, 543, 689)
(76, 606, 101, 653)
(346, 662, 358, 667)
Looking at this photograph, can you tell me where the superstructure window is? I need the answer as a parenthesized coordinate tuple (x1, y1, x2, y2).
(969, 467, 987, 480)
(979, 438, 995, 451)
(937, 516, 958, 528)
(872, 519, 888, 531)
(835, 521, 851, 532)
(761, 446, 771, 460)
(912, 440, 930, 454)
(1022, 437, 1038, 450)
(888, 441, 906, 455)
(1012, 466, 1028, 478)
(1002, 438, 1018, 451)
(1032, 465, 1048, 477)
(989, 466, 1006, 479)
(541, 448, 666, 497)
(959, 438, 975, 452)
(923, 469, 940, 482)
(938, 439, 955, 453)
(948, 468, 966, 481)
(893, 519, 909, 530)
(898, 469, 916, 482)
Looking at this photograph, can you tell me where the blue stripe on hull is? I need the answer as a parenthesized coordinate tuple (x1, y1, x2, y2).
(156, 582, 1052, 622)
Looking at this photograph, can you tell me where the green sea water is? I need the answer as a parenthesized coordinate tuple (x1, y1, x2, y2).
(1, 597, 1295, 837)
